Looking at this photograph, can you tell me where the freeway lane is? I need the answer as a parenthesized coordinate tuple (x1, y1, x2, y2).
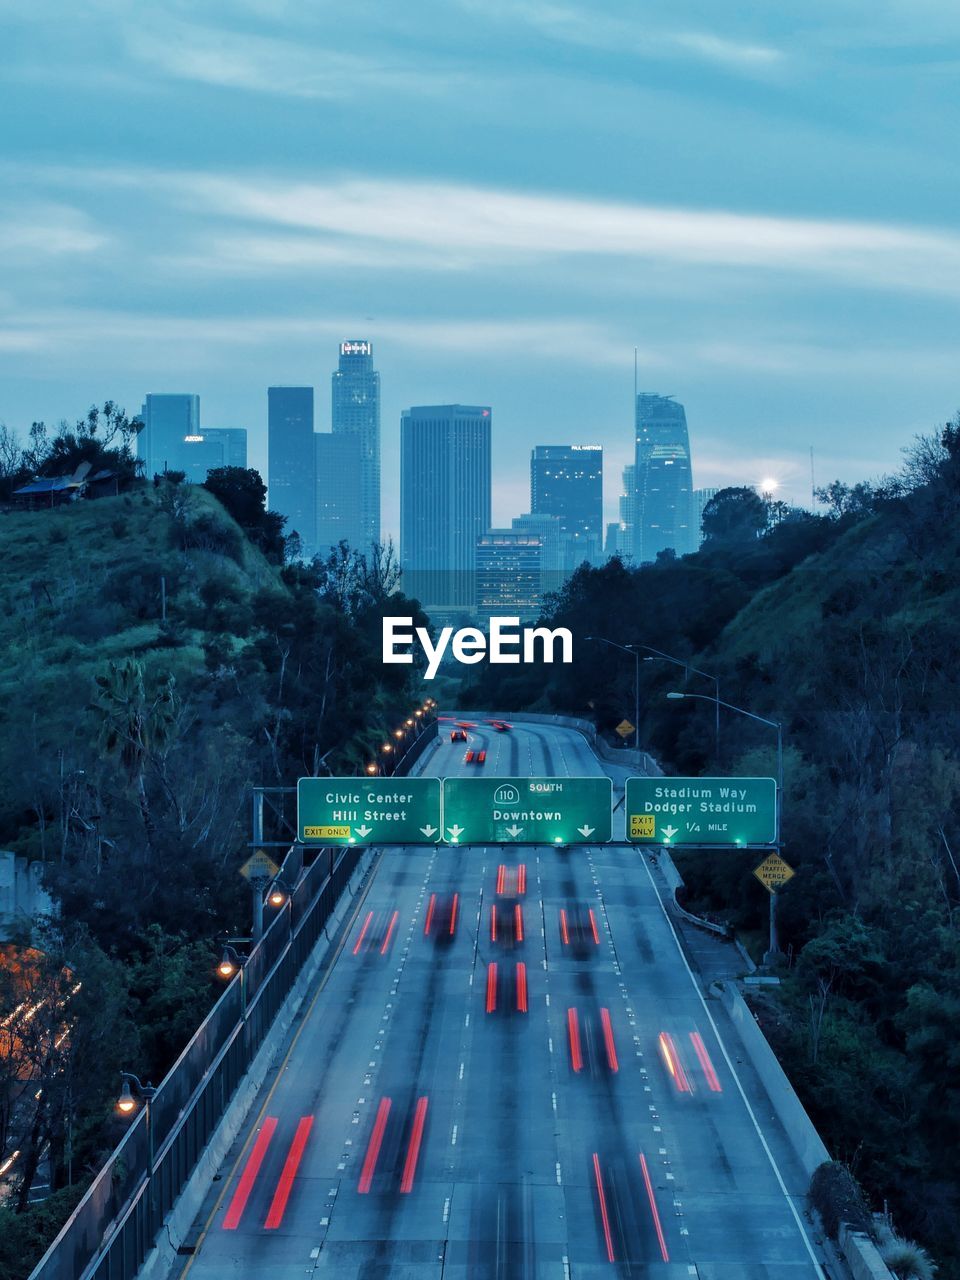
(175, 721, 825, 1279)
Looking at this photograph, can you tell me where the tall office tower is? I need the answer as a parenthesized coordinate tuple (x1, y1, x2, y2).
(692, 487, 719, 548)
(530, 444, 603, 569)
(268, 387, 315, 557)
(315, 433, 363, 556)
(332, 340, 380, 551)
(400, 405, 492, 610)
(604, 522, 620, 558)
(617, 463, 635, 559)
(512, 512, 564, 597)
(137, 394, 200, 478)
(179, 427, 249, 485)
(477, 530, 543, 620)
(207, 428, 248, 469)
(634, 394, 694, 562)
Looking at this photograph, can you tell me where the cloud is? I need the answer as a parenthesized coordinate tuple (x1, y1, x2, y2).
(456, 0, 785, 76)
(0, 205, 106, 258)
(123, 15, 466, 99)
(169, 173, 960, 297)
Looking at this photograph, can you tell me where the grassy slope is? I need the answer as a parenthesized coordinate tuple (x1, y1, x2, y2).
(0, 485, 278, 703)
(712, 508, 956, 665)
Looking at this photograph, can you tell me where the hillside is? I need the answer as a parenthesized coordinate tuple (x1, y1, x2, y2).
(464, 434, 960, 1276)
(0, 476, 432, 1272)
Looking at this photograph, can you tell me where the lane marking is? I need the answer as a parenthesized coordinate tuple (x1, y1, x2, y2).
(264, 1116, 314, 1228)
(222, 1117, 277, 1230)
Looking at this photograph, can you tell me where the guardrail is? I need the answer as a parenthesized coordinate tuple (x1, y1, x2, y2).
(28, 843, 362, 1280)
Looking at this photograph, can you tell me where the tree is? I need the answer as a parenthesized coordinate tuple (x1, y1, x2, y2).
(701, 486, 768, 544)
(203, 467, 286, 561)
(93, 661, 179, 851)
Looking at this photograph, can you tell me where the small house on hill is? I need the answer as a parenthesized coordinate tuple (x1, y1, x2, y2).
(12, 461, 119, 509)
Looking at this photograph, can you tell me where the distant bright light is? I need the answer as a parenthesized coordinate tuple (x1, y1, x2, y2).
(760, 477, 779, 493)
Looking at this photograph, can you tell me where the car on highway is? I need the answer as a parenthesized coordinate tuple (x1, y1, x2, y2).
(488, 720, 512, 731)
(450, 728, 467, 742)
(464, 749, 487, 764)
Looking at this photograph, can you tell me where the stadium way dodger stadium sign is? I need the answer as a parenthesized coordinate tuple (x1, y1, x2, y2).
(298, 777, 442, 844)
(626, 776, 777, 846)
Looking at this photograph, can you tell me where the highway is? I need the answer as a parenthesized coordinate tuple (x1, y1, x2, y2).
(176, 720, 825, 1279)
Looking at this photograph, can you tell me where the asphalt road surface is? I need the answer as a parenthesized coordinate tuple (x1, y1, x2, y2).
(175, 720, 824, 1279)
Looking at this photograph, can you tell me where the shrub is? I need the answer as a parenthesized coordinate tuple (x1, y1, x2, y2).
(876, 1222, 938, 1280)
(809, 1161, 874, 1239)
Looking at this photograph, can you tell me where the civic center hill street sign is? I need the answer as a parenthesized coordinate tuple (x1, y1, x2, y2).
(625, 776, 777, 846)
(298, 777, 442, 844)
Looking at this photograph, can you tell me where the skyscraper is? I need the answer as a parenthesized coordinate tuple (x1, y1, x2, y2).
(634, 394, 694, 562)
(180, 428, 248, 484)
(692, 487, 719, 548)
(530, 444, 603, 569)
(315, 433, 363, 556)
(268, 387, 315, 557)
(207, 428, 247, 469)
(400, 405, 492, 610)
(477, 530, 543, 619)
(332, 340, 380, 551)
(618, 462, 635, 560)
(137, 394, 200, 478)
(512, 512, 564, 597)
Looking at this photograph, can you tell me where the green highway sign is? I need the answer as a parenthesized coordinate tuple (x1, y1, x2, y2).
(626, 776, 777, 847)
(297, 777, 442, 845)
(441, 777, 611, 845)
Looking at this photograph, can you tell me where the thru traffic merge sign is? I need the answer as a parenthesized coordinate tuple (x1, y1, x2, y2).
(753, 852, 795, 893)
(297, 777, 442, 845)
(240, 849, 280, 883)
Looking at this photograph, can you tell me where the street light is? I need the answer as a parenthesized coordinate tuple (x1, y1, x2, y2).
(267, 878, 290, 909)
(666, 691, 784, 963)
(585, 636, 640, 749)
(116, 1072, 157, 1224)
(216, 945, 248, 1018)
(641, 644, 721, 761)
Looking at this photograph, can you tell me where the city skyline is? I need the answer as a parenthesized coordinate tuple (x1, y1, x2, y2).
(5, 3, 959, 542)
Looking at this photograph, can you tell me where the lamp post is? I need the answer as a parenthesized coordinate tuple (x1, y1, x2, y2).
(640, 645, 721, 761)
(585, 637, 640, 749)
(666, 690, 784, 963)
(116, 1072, 157, 1225)
(216, 945, 248, 1019)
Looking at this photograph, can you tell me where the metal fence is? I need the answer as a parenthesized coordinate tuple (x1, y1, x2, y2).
(28, 844, 363, 1280)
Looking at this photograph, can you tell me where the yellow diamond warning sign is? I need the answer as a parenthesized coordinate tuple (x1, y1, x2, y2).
(615, 719, 636, 739)
(753, 852, 795, 894)
(239, 849, 280, 882)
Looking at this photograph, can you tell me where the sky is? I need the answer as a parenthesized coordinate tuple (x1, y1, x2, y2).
(2, 0, 960, 539)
